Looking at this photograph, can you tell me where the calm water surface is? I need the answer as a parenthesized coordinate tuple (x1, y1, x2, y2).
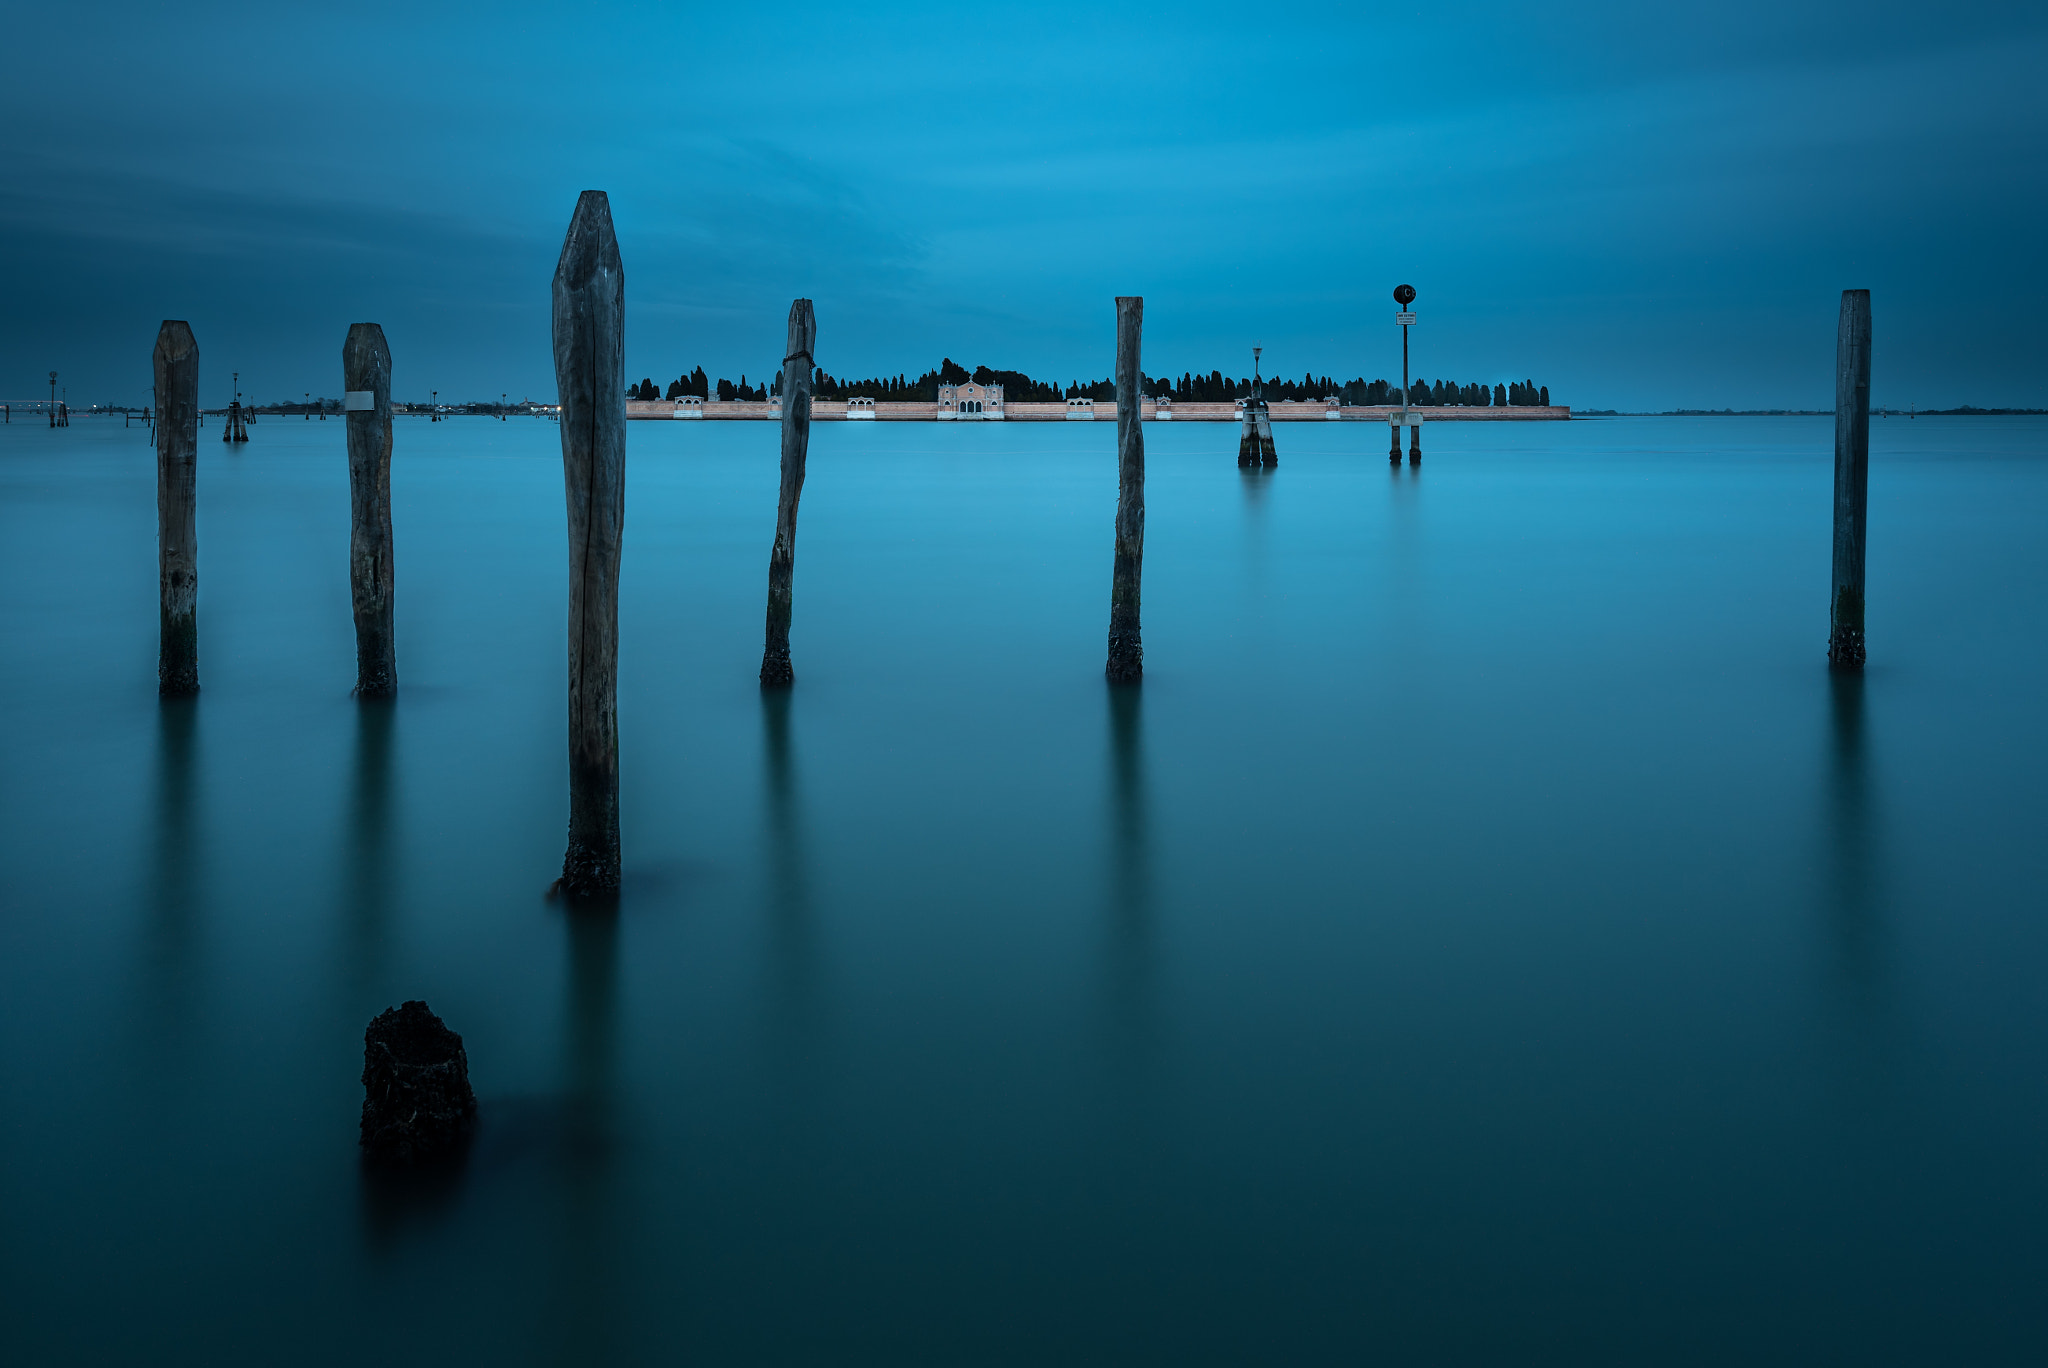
(2, 414, 2045, 1364)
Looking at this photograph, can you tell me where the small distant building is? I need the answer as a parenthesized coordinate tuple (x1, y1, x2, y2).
(1065, 397, 1096, 420)
(673, 396, 704, 419)
(938, 380, 1004, 419)
(847, 396, 876, 420)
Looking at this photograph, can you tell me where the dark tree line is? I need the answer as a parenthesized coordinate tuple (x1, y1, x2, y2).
(634, 361, 1553, 407)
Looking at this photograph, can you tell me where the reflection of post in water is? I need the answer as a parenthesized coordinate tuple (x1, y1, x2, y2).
(550, 907, 621, 1359)
(564, 909, 619, 1151)
(1103, 684, 1154, 1074)
(142, 697, 201, 1060)
(1823, 672, 1884, 994)
(343, 698, 397, 998)
(760, 690, 818, 1053)
(1238, 463, 1271, 505)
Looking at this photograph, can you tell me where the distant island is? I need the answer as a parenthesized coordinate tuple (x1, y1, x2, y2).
(624, 358, 1555, 410)
(1571, 407, 2048, 417)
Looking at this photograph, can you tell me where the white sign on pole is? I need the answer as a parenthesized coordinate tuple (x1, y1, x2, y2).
(1395, 312, 1416, 325)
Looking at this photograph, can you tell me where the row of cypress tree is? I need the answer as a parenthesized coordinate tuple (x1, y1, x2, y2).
(629, 363, 1553, 407)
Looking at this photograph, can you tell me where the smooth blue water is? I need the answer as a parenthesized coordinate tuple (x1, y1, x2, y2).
(2, 414, 2045, 1364)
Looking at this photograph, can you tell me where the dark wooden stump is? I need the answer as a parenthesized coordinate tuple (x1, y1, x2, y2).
(1105, 297, 1145, 683)
(360, 1000, 477, 1165)
(154, 322, 200, 696)
(1828, 290, 1871, 670)
(760, 299, 817, 688)
(552, 192, 626, 899)
(344, 324, 398, 697)
(1408, 415, 1421, 465)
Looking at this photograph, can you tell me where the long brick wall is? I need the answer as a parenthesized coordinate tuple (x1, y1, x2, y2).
(624, 399, 1569, 422)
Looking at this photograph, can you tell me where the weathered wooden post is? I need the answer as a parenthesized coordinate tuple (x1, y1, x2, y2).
(344, 324, 397, 697)
(1106, 296, 1146, 682)
(154, 322, 200, 695)
(759, 298, 817, 687)
(1828, 289, 1872, 670)
(552, 191, 626, 899)
(1409, 412, 1422, 465)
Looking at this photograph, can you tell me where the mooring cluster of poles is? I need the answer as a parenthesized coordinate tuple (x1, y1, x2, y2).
(1236, 345, 1277, 467)
(140, 189, 1872, 901)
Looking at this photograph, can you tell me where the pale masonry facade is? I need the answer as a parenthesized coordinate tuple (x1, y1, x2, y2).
(937, 381, 1004, 419)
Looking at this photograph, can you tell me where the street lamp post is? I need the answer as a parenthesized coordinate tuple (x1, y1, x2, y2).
(49, 371, 57, 428)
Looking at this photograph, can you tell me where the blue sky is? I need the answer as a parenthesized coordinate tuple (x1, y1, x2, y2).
(2, 0, 2042, 409)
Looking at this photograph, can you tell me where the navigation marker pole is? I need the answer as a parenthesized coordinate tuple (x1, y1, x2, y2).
(552, 191, 626, 900)
(1394, 284, 1418, 465)
(1828, 289, 1872, 670)
(224, 370, 249, 443)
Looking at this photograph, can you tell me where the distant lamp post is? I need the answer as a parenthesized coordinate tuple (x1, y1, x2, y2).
(305, 391, 312, 421)
(501, 392, 508, 422)
(1393, 284, 1419, 465)
(49, 370, 57, 428)
(432, 389, 439, 422)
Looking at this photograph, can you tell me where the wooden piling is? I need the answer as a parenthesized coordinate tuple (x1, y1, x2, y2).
(344, 323, 398, 697)
(1389, 412, 1402, 464)
(1408, 413, 1422, 465)
(551, 191, 626, 899)
(1828, 289, 1872, 669)
(154, 321, 200, 696)
(1105, 296, 1145, 683)
(760, 299, 817, 688)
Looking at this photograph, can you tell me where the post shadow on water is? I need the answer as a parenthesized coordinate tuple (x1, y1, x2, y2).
(760, 689, 821, 1065)
(1821, 671, 1890, 1034)
(136, 696, 201, 1079)
(1237, 462, 1271, 507)
(1100, 684, 1155, 1091)
(341, 698, 397, 1000)
(546, 905, 622, 1361)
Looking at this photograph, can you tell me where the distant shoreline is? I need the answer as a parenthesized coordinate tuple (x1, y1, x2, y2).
(621, 399, 1573, 422)
(1574, 407, 2047, 417)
